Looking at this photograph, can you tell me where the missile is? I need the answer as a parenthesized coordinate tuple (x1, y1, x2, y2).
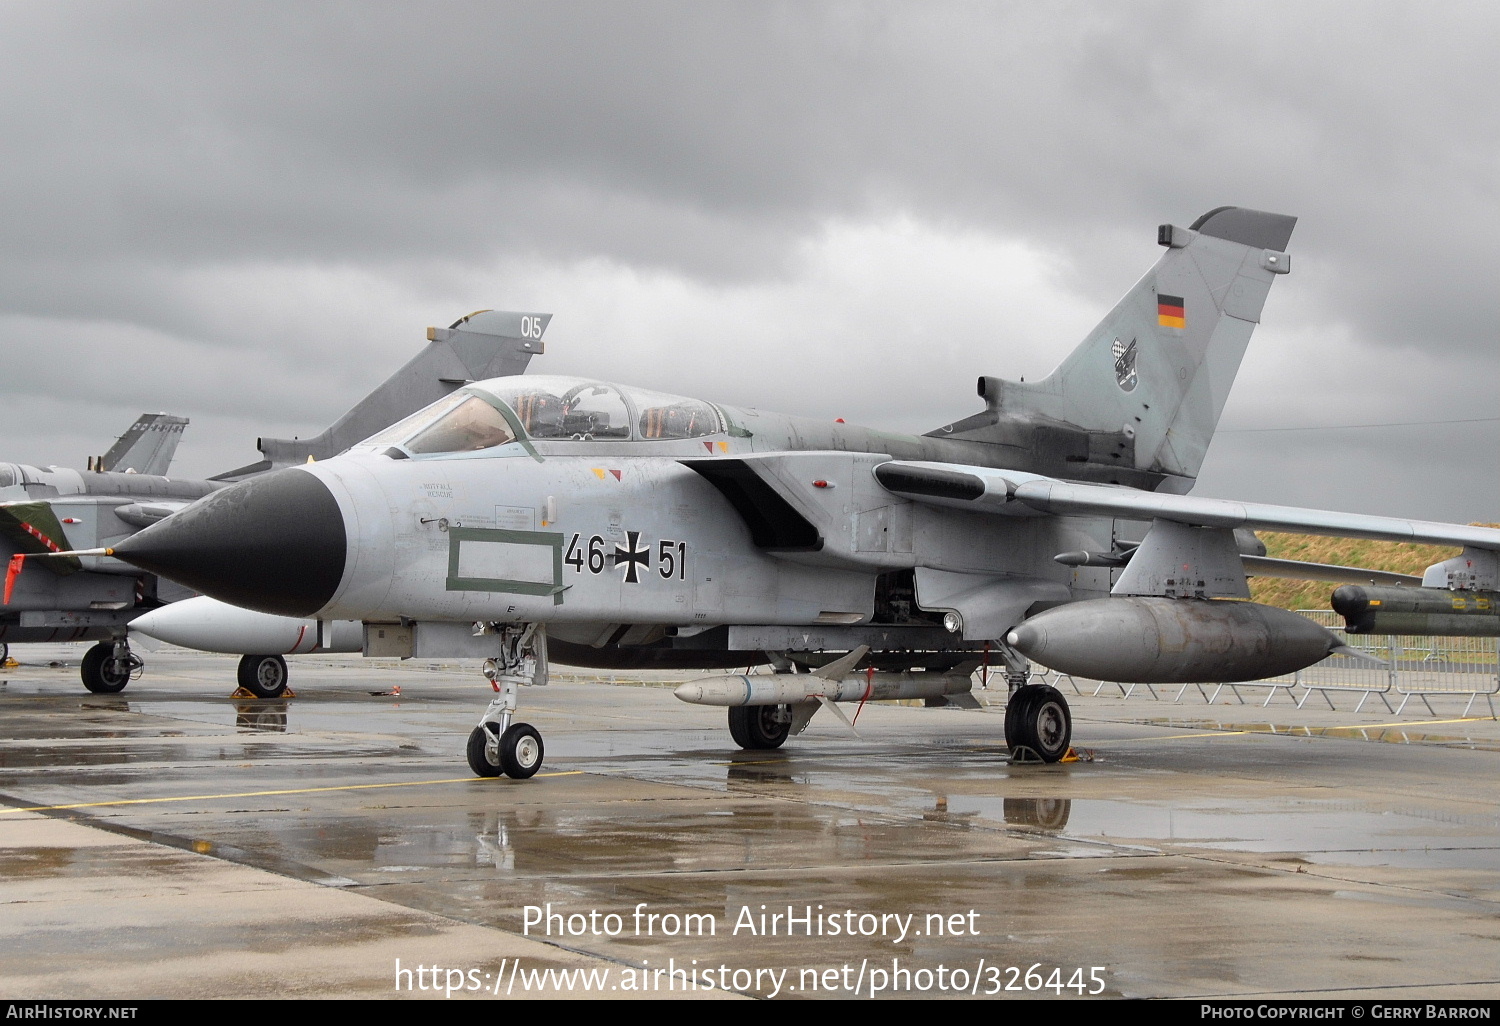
(674, 670, 974, 707)
(130, 596, 363, 655)
(1332, 585, 1500, 636)
(1005, 597, 1341, 683)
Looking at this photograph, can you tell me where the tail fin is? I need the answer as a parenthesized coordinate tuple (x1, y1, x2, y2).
(934, 207, 1295, 491)
(214, 310, 551, 479)
(93, 413, 189, 476)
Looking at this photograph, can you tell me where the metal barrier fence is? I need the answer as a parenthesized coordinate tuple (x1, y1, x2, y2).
(1034, 610, 1499, 717)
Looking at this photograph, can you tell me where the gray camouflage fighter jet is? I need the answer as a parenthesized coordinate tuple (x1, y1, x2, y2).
(1, 310, 551, 694)
(0, 414, 205, 672)
(98, 208, 1500, 777)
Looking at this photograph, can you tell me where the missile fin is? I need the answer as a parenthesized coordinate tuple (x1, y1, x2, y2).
(813, 645, 870, 681)
(785, 701, 822, 736)
(815, 696, 862, 738)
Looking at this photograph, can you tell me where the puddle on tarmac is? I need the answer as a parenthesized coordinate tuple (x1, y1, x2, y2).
(1144, 718, 1500, 751)
(954, 795, 1500, 869)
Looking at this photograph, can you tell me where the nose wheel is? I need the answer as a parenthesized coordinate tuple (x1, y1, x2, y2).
(467, 722, 545, 779)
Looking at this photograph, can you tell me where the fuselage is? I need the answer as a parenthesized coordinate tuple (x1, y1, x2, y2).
(127, 374, 1118, 640)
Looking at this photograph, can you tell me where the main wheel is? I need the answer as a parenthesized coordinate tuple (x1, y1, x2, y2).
(467, 725, 503, 777)
(1004, 685, 1072, 763)
(499, 723, 544, 779)
(237, 654, 289, 698)
(81, 641, 130, 694)
(727, 704, 791, 750)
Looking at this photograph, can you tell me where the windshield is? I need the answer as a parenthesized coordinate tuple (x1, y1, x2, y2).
(405, 395, 517, 453)
(356, 390, 518, 455)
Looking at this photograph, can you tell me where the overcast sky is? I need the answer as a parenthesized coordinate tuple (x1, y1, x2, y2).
(1, 1, 1495, 522)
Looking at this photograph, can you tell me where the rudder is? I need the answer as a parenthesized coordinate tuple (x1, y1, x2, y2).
(943, 207, 1295, 491)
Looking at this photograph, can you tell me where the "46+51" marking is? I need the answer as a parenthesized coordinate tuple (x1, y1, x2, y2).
(564, 531, 687, 584)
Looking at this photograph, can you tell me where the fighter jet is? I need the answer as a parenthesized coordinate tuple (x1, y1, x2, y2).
(96, 208, 1500, 777)
(0, 413, 204, 675)
(1, 310, 551, 694)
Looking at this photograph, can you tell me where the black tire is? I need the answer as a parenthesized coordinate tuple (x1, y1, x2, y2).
(727, 705, 791, 750)
(237, 654, 289, 698)
(0, 642, 9, 663)
(1004, 685, 1071, 763)
(1003, 686, 1023, 742)
(467, 725, 503, 777)
(499, 723, 544, 779)
(81, 642, 130, 694)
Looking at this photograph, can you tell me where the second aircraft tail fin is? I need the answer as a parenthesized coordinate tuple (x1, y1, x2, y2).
(214, 310, 551, 480)
(92, 413, 189, 476)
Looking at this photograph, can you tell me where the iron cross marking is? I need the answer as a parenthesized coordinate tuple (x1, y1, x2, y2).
(614, 531, 650, 583)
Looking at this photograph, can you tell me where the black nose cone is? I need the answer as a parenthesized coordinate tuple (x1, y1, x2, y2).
(113, 468, 347, 618)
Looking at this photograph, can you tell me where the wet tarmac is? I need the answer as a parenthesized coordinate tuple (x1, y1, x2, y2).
(2, 647, 1499, 1000)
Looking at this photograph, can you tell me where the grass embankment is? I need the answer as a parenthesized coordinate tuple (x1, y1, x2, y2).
(1247, 526, 1498, 610)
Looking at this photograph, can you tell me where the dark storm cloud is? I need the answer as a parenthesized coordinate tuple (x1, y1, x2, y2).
(0, 1, 1494, 516)
(6, 5, 1495, 260)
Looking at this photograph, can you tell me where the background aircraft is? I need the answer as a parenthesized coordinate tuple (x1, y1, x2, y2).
(1, 310, 551, 694)
(100, 208, 1500, 777)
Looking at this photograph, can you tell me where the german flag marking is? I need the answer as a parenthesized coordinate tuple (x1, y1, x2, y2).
(1157, 294, 1186, 329)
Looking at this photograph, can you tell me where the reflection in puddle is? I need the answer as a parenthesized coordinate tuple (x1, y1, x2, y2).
(953, 795, 1500, 869)
(234, 699, 289, 733)
(725, 752, 809, 786)
(78, 697, 132, 714)
(1002, 797, 1072, 832)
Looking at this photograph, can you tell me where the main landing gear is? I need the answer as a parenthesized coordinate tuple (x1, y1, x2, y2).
(727, 704, 793, 750)
(81, 639, 143, 694)
(1004, 684, 1072, 762)
(236, 654, 290, 698)
(467, 623, 548, 780)
(998, 642, 1071, 763)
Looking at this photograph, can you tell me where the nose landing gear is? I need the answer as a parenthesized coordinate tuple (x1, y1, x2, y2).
(466, 623, 549, 779)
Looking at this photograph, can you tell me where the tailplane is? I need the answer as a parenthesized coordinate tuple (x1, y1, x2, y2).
(931, 206, 1295, 491)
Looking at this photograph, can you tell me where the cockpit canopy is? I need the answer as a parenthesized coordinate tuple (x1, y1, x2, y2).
(490, 377, 722, 441)
(356, 375, 724, 457)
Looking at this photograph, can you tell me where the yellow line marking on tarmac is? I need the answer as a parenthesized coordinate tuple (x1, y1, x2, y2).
(1099, 716, 1493, 745)
(0, 771, 587, 814)
(1336, 717, 1491, 729)
(1116, 731, 1250, 741)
